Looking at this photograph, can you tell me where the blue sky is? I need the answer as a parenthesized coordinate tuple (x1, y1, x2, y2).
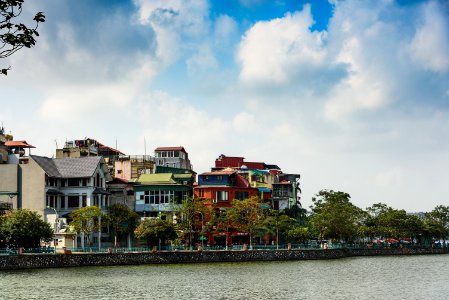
(1, 0, 449, 212)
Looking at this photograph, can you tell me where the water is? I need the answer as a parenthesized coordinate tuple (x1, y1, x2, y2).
(1, 254, 449, 299)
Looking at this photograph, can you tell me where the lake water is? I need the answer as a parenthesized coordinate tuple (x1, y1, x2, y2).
(1, 254, 449, 299)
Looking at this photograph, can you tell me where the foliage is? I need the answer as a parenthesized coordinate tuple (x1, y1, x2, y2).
(105, 203, 138, 247)
(176, 197, 210, 247)
(0, 209, 53, 247)
(309, 190, 364, 242)
(263, 210, 296, 245)
(69, 206, 103, 247)
(283, 204, 308, 226)
(286, 226, 310, 242)
(228, 196, 267, 247)
(134, 218, 177, 246)
(1, 0, 45, 75)
(363, 203, 424, 240)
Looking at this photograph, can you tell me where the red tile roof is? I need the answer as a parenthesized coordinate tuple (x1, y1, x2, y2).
(155, 146, 186, 152)
(5, 140, 35, 148)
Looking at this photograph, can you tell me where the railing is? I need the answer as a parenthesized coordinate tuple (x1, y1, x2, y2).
(1, 243, 446, 255)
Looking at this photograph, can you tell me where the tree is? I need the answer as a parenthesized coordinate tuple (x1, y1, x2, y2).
(309, 190, 364, 243)
(286, 226, 309, 243)
(69, 206, 103, 248)
(105, 203, 138, 248)
(176, 197, 210, 248)
(263, 210, 296, 248)
(228, 197, 266, 249)
(134, 218, 177, 248)
(1, 0, 45, 75)
(364, 204, 424, 242)
(0, 209, 53, 247)
(422, 205, 449, 244)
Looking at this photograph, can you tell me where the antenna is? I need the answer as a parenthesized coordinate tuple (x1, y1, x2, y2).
(144, 137, 147, 161)
(54, 139, 58, 149)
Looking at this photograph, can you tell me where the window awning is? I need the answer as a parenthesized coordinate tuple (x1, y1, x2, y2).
(93, 188, 111, 195)
(258, 187, 271, 193)
(46, 189, 62, 195)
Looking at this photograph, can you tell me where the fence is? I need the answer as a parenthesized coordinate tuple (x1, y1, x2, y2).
(1, 242, 446, 255)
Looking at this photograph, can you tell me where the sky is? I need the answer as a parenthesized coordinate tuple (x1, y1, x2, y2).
(1, 0, 449, 212)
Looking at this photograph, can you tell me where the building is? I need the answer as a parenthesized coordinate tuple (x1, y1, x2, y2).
(271, 173, 301, 210)
(0, 128, 34, 212)
(107, 177, 136, 211)
(114, 155, 155, 181)
(154, 146, 192, 170)
(194, 168, 258, 209)
(56, 138, 124, 175)
(20, 155, 112, 248)
(134, 173, 192, 217)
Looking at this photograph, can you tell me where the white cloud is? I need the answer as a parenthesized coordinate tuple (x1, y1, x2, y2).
(237, 5, 327, 85)
(232, 112, 256, 133)
(214, 15, 238, 47)
(375, 168, 403, 189)
(409, 1, 449, 73)
(134, 0, 210, 66)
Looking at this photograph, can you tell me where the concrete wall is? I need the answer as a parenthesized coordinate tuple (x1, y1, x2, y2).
(1, 248, 448, 270)
(20, 158, 46, 216)
(0, 164, 19, 208)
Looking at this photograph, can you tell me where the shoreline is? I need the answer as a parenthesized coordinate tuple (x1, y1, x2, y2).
(1, 247, 448, 270)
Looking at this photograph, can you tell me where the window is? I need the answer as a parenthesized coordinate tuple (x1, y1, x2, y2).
(67, 178, 80, 187)
(81, 178, 88, 186)
(216, 191, 228, 201)
(216, 176, 222, 181)
(46, 195, 56, 208)
(158, 159, 164, 165)
(198, 189, 204, 198)
(68, 195, 79, 208)
(82, 194, 87, 207)
(235, 191, 249, 200)
(47, 177, 57, 187)
(60, 197, 66, 209)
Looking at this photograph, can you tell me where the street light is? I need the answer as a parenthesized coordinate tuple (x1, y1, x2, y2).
(46, 206, 59, 232)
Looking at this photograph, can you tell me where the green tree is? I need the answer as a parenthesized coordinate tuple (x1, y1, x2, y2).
(286, 226, 309, 243)
(105, 203, 138, 248)
(69, 206, 103, 248)
(176, 197, 210, 248)
(228, 197, 266, 249)
(425, 205, 449, 240)
(0, 209, 53, 247)
(263, 210, 296, 248)
(208, 208, 233, 249)
(134, 218, 177, 248)
(309, 190, 364, 243)
(1, 0, 45, 75)
(364, 204, 424, 242)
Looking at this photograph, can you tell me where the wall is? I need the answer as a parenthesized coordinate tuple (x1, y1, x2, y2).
(20, 158, 46, 215)
(0, 164, 19, 208)
(1, 248, 448, 270)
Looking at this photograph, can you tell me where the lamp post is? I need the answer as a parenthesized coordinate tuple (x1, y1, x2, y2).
(46, 206, 59, 232)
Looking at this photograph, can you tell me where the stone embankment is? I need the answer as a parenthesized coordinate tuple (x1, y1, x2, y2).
(1, 248, 448, 270)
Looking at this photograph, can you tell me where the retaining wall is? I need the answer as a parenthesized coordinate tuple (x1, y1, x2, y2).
(1, 248, 448, 270)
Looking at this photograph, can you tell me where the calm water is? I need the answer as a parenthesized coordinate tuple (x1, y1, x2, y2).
(1, 254, 449, 299)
